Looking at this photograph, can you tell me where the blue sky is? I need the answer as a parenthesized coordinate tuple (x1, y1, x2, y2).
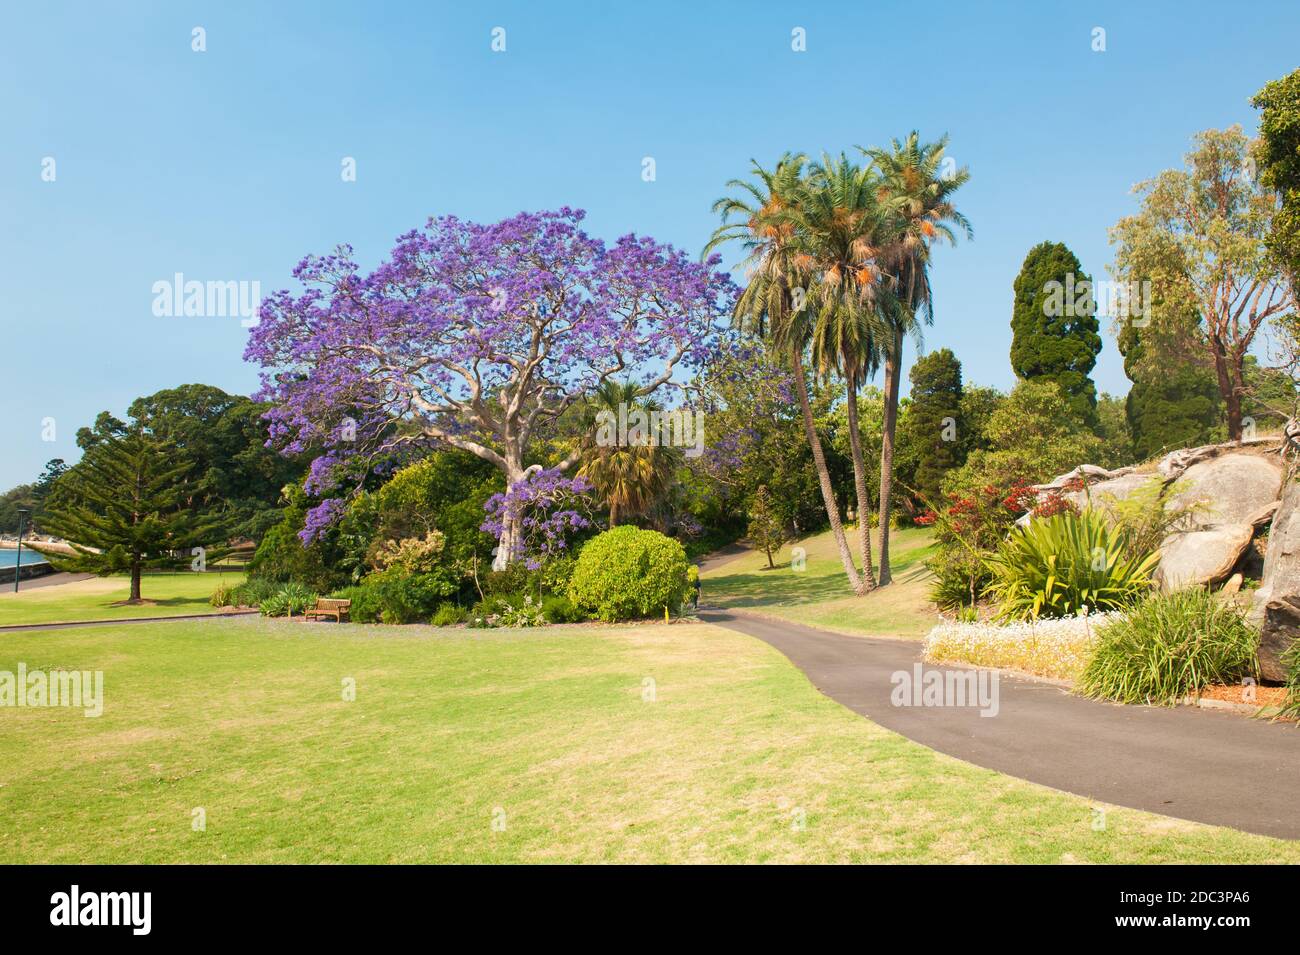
(2, 0, 1297, 489)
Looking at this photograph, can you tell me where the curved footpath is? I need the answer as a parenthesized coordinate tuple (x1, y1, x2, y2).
(700, 607, 1300, 839)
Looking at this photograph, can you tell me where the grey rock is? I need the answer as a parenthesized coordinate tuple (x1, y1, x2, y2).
(1166, 453, 1282, 528)
(1064, 471, 1161, 511)
(1250, 471, 1300, 681)
(1155, 524, 1255, 592)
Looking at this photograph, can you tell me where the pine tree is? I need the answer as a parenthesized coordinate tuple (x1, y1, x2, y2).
(1010, 242, 1102, 424)
(746, 485, 790, 570)
(34, 430, 232, 602)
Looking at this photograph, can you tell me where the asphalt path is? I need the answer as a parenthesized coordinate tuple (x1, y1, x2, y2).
(700, 607, 1300, 839)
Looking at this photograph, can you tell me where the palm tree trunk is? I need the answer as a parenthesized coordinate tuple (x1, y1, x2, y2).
(877, 326, 903, 586)
(844, 366, 876, 591)
(790, 347, 864, 594)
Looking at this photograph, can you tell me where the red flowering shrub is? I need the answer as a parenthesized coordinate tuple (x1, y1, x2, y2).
(926, 479, 1038, 610)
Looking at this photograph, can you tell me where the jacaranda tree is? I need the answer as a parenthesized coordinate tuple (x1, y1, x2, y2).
(246, 209, 733, 568)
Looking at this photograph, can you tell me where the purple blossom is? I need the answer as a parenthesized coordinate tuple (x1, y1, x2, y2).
(245, 209, 734, 560)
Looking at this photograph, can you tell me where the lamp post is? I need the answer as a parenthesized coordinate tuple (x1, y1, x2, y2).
(13, 508, 31, 593)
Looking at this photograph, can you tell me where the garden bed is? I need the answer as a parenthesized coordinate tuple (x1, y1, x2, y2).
(922, 613, 1117, 682)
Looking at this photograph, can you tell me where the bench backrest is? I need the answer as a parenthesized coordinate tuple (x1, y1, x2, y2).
(314, 598, 352, 611)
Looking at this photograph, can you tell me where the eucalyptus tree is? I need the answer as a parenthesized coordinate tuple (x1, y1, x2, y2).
(864, 133, 971, 584)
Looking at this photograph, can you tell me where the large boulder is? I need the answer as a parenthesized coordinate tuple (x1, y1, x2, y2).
(1250, 470, 1300, 681)
(1036, 464, 1135, 491)
(1156, 437, 1278, 479)
(1155, 524, 1256, 592)
(1063, 471, 1160, 511)
(1166, 452, 1283, 527)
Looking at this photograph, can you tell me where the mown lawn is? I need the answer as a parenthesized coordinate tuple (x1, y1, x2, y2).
(0, 572, 244, 626)
(702, 526, 940, 639)
(0, 615, 1295, 863)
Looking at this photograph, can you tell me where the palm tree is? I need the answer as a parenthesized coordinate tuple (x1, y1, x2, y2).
(864, 132, 971, 584)
(576, 379, 680, 527)
(799, 154, 902, 589)
(704, 155, 867, 594)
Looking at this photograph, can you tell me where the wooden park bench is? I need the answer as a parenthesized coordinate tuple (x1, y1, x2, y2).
(304, 597, 351, 623)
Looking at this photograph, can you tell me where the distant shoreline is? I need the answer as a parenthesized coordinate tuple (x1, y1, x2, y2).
(0, 539, 76, 555)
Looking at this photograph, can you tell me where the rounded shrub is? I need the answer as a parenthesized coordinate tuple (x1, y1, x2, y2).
(567, 526, 691, 623)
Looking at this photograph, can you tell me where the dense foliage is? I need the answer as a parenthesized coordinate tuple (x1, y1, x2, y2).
(567, 526, 692, 622)
(1078, 589, 1258, 705)
(1009, 242, 1102, 423)
(984, 510, 1159, 621)
(76, 384, 300, 541)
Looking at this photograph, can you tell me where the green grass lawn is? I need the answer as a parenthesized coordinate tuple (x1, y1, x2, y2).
(702, 526, 941, 639)
(0, 571, 245, 626)
(0, 615, 1294, 863)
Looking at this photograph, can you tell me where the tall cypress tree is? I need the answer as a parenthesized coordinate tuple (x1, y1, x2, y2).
(898, 348, 966, 510)
(1009, 241, 1102, 424)
(34, 430, 231, 602)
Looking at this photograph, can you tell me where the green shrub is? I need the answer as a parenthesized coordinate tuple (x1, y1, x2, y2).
(260, 582, 316, 617)
(1275, 641, 1300, 720)
(370, 571, 458, 625)
(231, 578, 278, 608)
(483, 563, 539, 597)
(541, 594, 585, 624)
(431, 602, 466, 627)
(209, 582, 236, 608)
(985, 510, 1158, 621)
(928, 549, 992, 611)
(498, 595, 547, 628)
(538, 555, 577, 596)
(329, 584, 383, 624)
(469, 593, 522, 627)
(1078, 589, 1258, 705)
(567, 526, 691, 623)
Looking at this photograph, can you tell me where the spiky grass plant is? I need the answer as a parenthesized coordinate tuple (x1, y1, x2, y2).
(1277, 643, 1300, 721)
(984, 510, 1158, 621)
(1077, 588, 1258, 706)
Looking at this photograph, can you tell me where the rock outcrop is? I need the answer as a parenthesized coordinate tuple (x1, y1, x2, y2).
(1249, 468, 1300, 681)
(1035, 440, 1300, 680)
(1166, 453, 1282, 527)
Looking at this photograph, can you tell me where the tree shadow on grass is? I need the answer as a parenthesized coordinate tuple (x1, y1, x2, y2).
(705, 539, 936, 610)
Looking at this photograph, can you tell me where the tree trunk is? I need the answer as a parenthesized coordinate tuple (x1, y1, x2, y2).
(492, 457, 528, 571)
(764, 543, 775, 569)
(1211, 340, 1243, 441)
(790, 347, 863, 594)
(844, 366, 876, 592)
(609, 500, 620, 528)
(129, 559, 142, 603)
(877, 327, 903, 587)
